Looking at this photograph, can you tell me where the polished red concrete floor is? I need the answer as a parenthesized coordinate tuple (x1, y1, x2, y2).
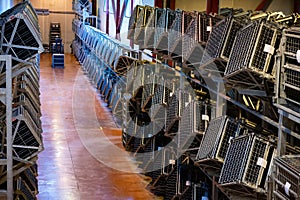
(37, 54, 155, 200)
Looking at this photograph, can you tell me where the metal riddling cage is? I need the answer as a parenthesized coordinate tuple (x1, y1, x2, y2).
(113, 55, 138, 76)
(178, 101, 205, 151)
(225, 20, 280, 82)
(275, 27, 300, 113)
(127, 5, 144, 40)
(134, 6, 155, 47)
(272, 155, 300, 200)
(0, 2, 43, 68)
(144, 7, 156, 49)
(200, 15, 245, 67)
(21, 167, 38, 193)
(168, 9, 182, 55)
(16, 177, 35, 200)
(196, 116, 242, 165)
(15, 94, 41, 129)
(219, 133, 274, 194)
(10, 106, 42, 161)
(155, 9, 176, 52)
(165, 89, 191, 135)
(182, 11, 199, 60)
(198, 13, 209, 44)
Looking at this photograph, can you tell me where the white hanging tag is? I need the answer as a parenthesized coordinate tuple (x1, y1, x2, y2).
(186, 181, 191, 186)
(285, 182, 291, 196)
(296, 50, 300, 63)
(169, 159, 175, 165)
(202, 115, 209, 121)
(228, 136, 233, 143)
(256, 157, 267, 168)
(263, 44, 275, 55)
(207, 26, 212, 32)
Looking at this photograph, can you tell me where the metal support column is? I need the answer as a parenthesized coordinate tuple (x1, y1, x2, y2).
(0, 55, 13, 200)
(277, 112, 285, 156)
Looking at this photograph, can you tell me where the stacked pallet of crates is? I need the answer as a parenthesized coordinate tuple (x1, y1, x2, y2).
(0, 2, 44, 199)
(272, 19, 300, 200)
(275, 26, 300, 114)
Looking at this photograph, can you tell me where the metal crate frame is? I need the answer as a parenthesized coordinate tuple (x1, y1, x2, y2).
(219, 133, 274, 196)
(195, 116, 244, 176)
(225, 20, 279, 88)
(275, 27, 300, 115)
(272, 155, 300, 200)
(0, 2, 43, 68)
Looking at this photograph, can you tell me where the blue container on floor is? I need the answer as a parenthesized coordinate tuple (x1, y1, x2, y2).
(52, 54, 64, 68)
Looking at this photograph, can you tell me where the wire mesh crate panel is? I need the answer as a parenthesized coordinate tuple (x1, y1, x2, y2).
(182, 15, 199, 59)
(221, 19, 244, 61)
(109, 79, 125, 108)
(283, 28, 300, 55)
(178, 101, 205, 150)
(16, 106, 42, 138)
(200, 17, 231, 65)
(198, 13, 211, 44)
(17, 79, 40, 108)
(219, 134, 253, 184)
(196, 116, 226, 160)
(127, 5, 142, 40)
(152, 83, 171, 105)
(133, 6, 148, 44)
(165, 165, 178, 200)
(284, 86, 300, 106)
(1, 1, 41, 37)
(219, 134, 272, 191)
(273, 156, 300, 199)
(22, 71, 40, 94)
(250, 23, 278, 73)
(182, 11, 195, 35)
(154, 8, 166, 47)
(168, 10, 183, 53)
(12, 120, 40, 160)
(141, 83, 154, 108)
(216, 118, 241, 161)
(225, 21, 260, 76)
(167, 9, 177, 30)
(284, 66, 300, 89)
(113, 56, 135, 76)
(22, 167, 38, 192)
(165, 94, 179, 132)
(16, 178, 35, 200)
(16, 94, 41, 129)
(1, 16, 43, 67)
(144, 8, 155, 48)
(243, 138, 269, 188)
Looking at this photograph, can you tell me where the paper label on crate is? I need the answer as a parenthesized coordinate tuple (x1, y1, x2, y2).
(207, 26, 212, 32)
(169, 159, 176, 165)
(263, 44, 275, 55)
(284, 181, 291, 196)
(202, 115, 209, 121)
(296, 50, 300, 63)
(186, 181, 191, 186)
(256, 157, 267, 168)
